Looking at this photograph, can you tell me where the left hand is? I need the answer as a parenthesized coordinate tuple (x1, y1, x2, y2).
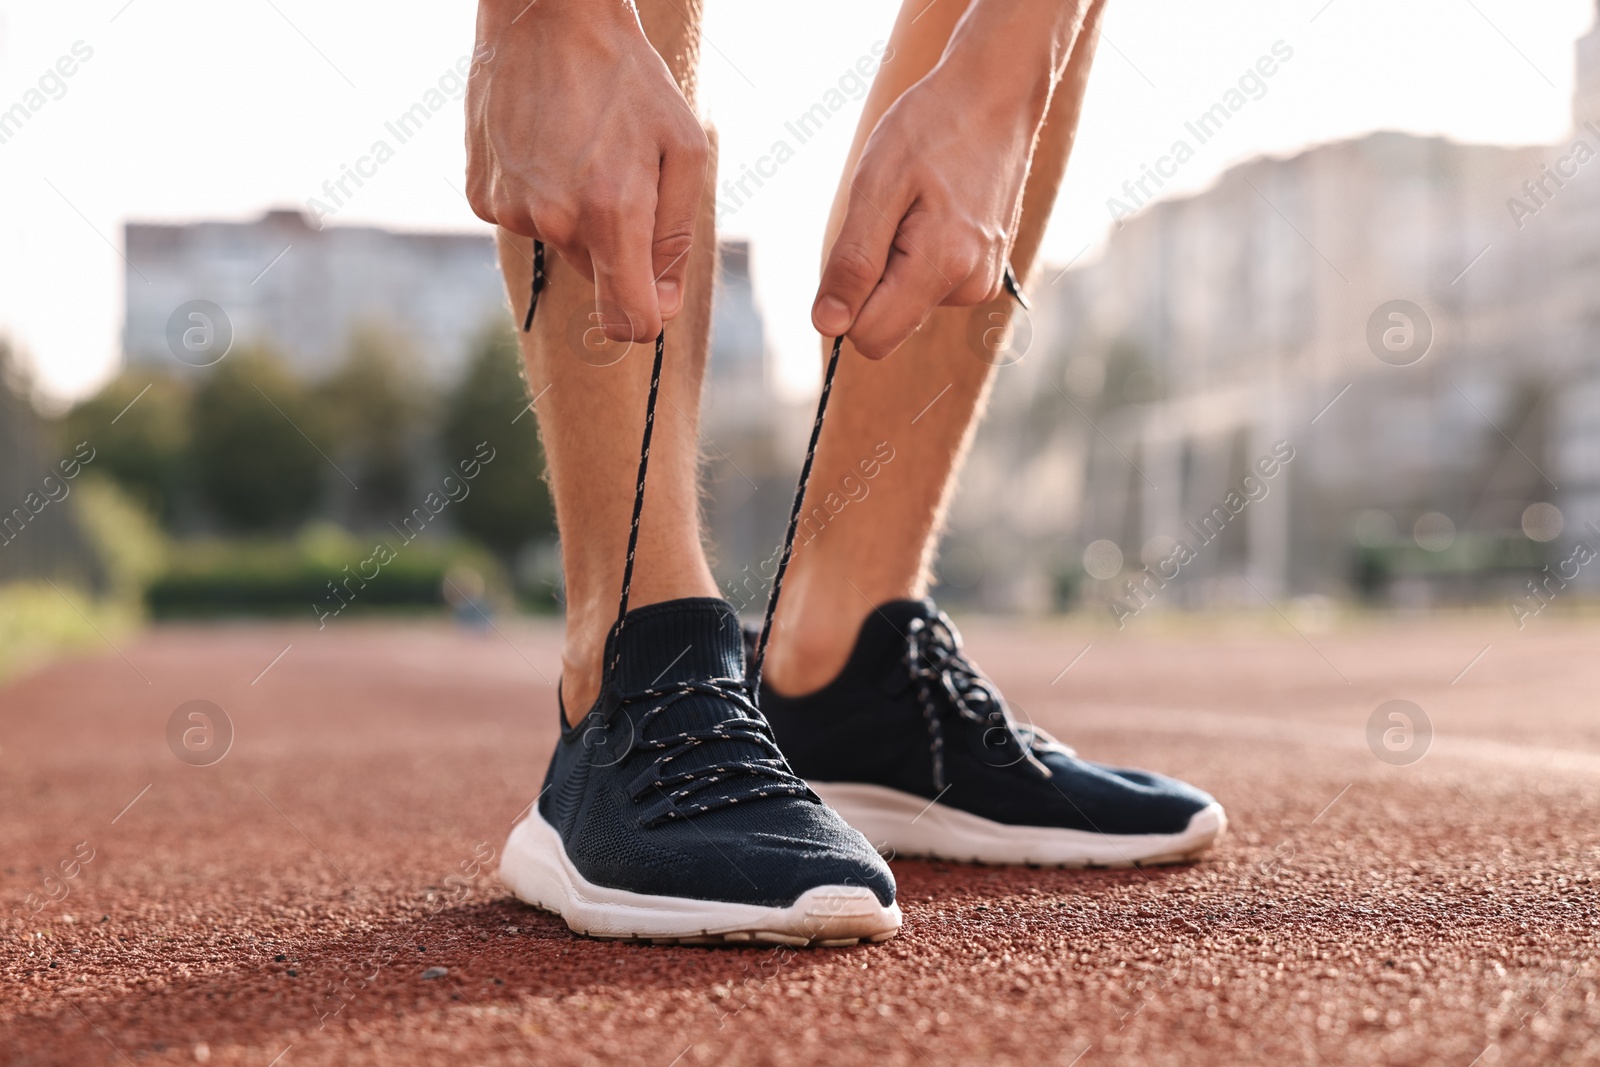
(811, 58, 1043, 360)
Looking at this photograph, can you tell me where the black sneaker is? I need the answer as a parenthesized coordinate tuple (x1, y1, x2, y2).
(499, 597, 901, 945)
(758, 599, 1226, 867)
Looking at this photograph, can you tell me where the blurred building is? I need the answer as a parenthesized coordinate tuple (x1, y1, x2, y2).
(116, 210, 793, 599)
(699, 240, 807, 613)
(952, 5, 1600, 611)
(1581, 3, 1600, 128)
(123, 209, 506, 382)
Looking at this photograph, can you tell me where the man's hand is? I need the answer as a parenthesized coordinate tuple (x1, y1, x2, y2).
(467, 0, 708, 342)
(813, 0, 1089, 359)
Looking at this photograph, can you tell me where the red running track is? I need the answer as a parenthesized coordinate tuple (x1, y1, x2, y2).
(2, 614, 1598, 1065)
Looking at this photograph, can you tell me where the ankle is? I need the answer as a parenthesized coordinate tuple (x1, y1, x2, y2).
(560, 570, 724, 724)
(763, 598, 872, 698)
(558, 587, 621, 723)
(560, 636, 605, 725)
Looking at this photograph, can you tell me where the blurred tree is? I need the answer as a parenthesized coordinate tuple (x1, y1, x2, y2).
(70, 476, 169, 606)
(0, 339, 102, 585)
(439, 321, 554, 562)
(191, 349, 325, 530)
(318, 324, 423, 521)
(62, 373, 192, 523)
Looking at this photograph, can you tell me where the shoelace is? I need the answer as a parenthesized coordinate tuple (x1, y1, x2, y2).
(608, 678, 815, 826)
(523, 244, 835, 823)
(903, 612, 1055, 791)
(524, 242, 1029, 819)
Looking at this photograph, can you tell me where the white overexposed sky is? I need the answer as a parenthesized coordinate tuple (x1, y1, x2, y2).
(0, 0, 1594, 405)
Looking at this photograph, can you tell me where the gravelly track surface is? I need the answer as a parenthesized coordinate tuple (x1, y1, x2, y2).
(2, 614, 1598, 1066)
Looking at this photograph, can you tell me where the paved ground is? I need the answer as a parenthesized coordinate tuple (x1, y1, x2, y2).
(2, 611, 1597, 1066)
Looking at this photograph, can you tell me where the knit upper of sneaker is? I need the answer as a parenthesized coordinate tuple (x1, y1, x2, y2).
(759, 599, 1216, 837)
(539, 597, 895, 908)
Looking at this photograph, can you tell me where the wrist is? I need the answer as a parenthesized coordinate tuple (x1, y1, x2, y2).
(939, 0, 1078, 130)
(933, 42, 1052, 143)
(478, 0, 639, 32)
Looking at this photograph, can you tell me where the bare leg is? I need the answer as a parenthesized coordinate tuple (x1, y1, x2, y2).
(495, 0, 719, 721)
(765, 0, 1106, 695)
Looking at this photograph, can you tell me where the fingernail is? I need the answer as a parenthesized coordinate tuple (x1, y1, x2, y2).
(656, 279, 681, 318)
(813, 295, 851, 335)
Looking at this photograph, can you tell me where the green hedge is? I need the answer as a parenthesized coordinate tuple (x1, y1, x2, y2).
(146, 527, 504, 619)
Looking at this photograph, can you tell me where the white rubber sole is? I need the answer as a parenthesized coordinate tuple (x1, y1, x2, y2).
(499, 808, 902, 946)
(812, 782, 1227, 868)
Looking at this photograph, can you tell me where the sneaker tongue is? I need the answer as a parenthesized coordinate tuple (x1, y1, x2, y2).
(604, 597, 746, 694)
(604, 598, 775, 776)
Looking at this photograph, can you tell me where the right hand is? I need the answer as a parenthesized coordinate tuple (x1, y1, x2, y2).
(466, 0, 709, 341)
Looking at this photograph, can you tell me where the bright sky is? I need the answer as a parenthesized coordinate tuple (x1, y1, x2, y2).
(0, 0, 1593, 405)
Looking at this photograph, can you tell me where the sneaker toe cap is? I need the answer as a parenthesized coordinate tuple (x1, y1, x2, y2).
(741, 827, 896, 908)
(631, 802, 897, 909)
(1044, 755, 1219, 835)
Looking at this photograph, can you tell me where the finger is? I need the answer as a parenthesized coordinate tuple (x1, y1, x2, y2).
(848, 216, 957, 359)
(485, 190, 597, 283)
(475, 177, 541, 238)
(940, 244, 1005, 307)
(651, 125, 710, 321)
(812, 177, 904, 336)
(545, 238, 594, 284)
(586, 201, 661, 343)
